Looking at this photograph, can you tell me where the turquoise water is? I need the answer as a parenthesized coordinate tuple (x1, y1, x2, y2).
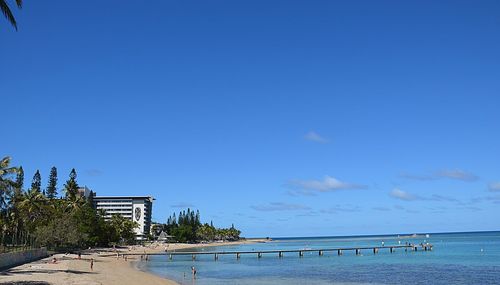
(137, 231, 500, 284)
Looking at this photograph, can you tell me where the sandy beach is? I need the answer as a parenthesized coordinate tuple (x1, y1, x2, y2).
(0, 239, 268, 285)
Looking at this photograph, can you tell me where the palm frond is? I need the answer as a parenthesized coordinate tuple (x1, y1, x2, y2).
(0, 156, 12, 168)
(0, 0, 19, 30)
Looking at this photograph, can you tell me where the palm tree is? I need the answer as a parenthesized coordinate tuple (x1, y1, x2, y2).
(0, 156, 18, 210)
(18, 189, 47, 231)
(0, 156, 18, 249)
(0, 0, 22, 30)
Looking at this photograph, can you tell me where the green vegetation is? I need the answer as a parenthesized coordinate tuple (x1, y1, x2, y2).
(153, 208, 241, 243)
(0, 156, 138, 252)
(1, 155, 242, 251)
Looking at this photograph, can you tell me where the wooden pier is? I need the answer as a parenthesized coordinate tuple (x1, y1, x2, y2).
(120, 243, 432, 261)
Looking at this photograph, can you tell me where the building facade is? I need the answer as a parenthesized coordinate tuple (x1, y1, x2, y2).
(92, 196, 154, 240)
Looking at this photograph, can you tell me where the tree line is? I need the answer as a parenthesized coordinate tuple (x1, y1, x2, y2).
(153, 208, 241, 243)
(0, 156, 137, 251)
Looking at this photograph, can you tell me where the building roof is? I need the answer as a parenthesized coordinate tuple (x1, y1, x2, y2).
(94, 196, 155, 200)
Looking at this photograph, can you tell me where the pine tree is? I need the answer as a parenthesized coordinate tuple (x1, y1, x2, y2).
(15, 166, 24, 191)
(87, 190, 94, 205)
(46, 166, 58, 199)
(64, 168, 79, 199)
(30, 170, 41, 193)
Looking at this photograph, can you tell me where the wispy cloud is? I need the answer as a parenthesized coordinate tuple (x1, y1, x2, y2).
(389, 188, 420, 201)
(399, 173, 436, 181)
(86, 169, 103, 177)
(400, 169, 479, 182)
(456, 206, 482, 212)
(429, 194, 458, 202)
(320, 205, 360, 214)
(287, 175, 366, 196)
(296, 211, 319, 217)
(170, 202, 195, 208)
(304, 131, 329, 143)
(406, 209, 420, 214)
(389, 189, 458, 203)
(468, 195, 500, 204)
(251, 202, 311, 212)
(489, 182, 500, 192)
(436, 170, 478, 182)
(372, 206, 391, 211)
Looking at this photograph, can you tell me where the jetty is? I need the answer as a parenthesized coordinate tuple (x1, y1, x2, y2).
(120, 243, 433, 261)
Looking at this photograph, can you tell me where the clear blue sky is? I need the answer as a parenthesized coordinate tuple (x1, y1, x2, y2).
(2, 0, 499, 237)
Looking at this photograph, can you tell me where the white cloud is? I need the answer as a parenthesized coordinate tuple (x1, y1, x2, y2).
(436, 170, 478, 182)
(389, 188, 419, 201)
(372, 206, 391, 211)
(288, 176, 366, 196)
(489, 182, 500, 192)
(401, 169, 478, 182)
(399, 173, 436, 181)
(251, 202, 311, 212)
(429, 194, 458, 202)
(319, 205, 360, 214)
(304, 131, 329, 143)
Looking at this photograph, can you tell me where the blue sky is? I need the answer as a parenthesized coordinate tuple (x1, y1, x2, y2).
(2, 0, 500, 237)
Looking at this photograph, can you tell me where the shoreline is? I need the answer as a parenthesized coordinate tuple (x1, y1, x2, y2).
(0, 239, 268, 285)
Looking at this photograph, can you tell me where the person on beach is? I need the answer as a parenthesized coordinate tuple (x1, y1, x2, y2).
(90, 258, 94, 271)
(191, 266, 197, 279)
(51, 257, 57, 264)
(78, 252, 81, 259)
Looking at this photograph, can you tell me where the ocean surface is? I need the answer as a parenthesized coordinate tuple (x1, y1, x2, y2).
(136, 231, 500, 285)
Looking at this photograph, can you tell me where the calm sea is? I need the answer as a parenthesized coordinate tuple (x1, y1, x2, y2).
(136, 231, 500, 285)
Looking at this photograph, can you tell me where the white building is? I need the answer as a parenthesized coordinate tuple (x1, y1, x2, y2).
(93, 195, 154, 240)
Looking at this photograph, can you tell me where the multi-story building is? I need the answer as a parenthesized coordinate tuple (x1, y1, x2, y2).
(92, 195, 154, 240)
(77, 186, 93, 199)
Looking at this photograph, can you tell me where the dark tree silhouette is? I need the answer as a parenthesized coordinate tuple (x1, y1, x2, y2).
(0, 0, 22, 30)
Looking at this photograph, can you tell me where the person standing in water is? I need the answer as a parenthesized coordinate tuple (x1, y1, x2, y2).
(191, 266, 197, 279)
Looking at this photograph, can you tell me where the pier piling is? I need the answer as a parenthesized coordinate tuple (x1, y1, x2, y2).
(141, 243, 433, 262)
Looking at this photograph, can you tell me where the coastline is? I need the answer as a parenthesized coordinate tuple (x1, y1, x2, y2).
(0, 239, 268, 285)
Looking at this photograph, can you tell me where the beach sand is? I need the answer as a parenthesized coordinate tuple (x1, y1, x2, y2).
(0, 239, 268, 285)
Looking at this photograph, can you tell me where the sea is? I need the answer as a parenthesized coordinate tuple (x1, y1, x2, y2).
(136, 231, 500, 285)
